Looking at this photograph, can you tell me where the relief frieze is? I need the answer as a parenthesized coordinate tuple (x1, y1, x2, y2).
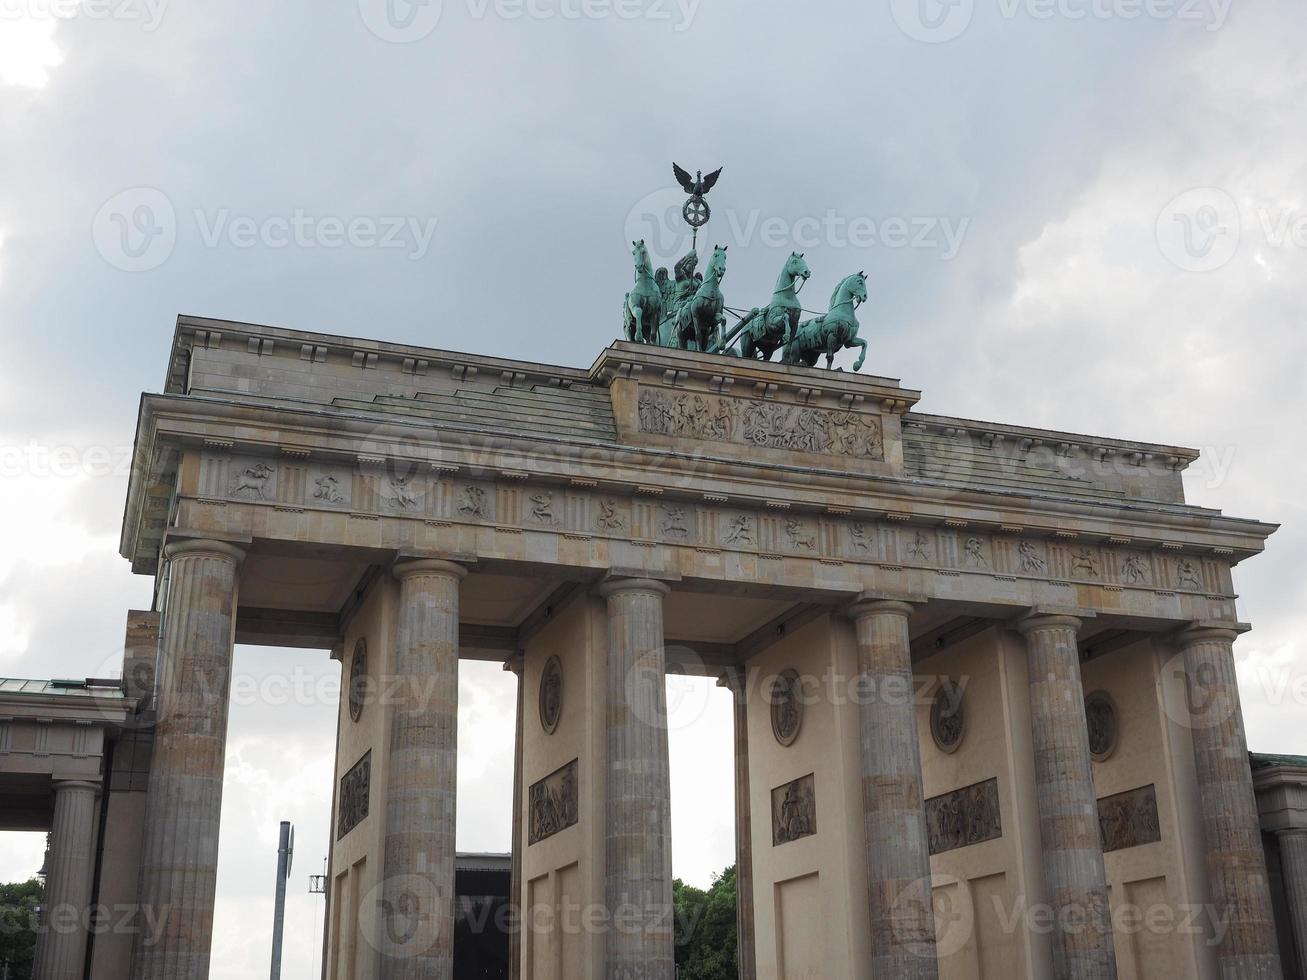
(1098, 784, 1161, 852)
(771, 773, 816, 846)
(529, 759, 579, 845)
(926, 777, 1002, 855)
(337, 750, 371, 840)
(637, 387, 884, 461)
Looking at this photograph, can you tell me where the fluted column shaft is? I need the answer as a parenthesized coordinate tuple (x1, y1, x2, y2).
(1180, 628, 1283, 980)
(36, 779, 99, 980)
(599, 578, 674, 980)
(1277, 831, 1307, 975)
(1017, 614, 1117, 980)
(851, 600, 940, 978)
(719, 668, 757, 980)
(379, 559, 466, 980)
(505, 656, 524, 980)
(132, 538, 244, 980)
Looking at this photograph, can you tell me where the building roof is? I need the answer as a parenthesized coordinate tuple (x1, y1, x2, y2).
(1251, 752, 1307, 770)
(0, 678, 127, 699)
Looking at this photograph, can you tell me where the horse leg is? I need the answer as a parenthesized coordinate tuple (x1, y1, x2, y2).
(852, 338, 868, 372)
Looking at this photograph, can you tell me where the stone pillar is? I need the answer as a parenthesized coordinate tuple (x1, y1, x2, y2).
(379, 559, 467, 980)
(598, 578, 674, 980)
(504, 655, 525, 980)
(132, 537, 244, 980)
(1276, 831, 1307, 974)
(849, 599, 939, 978)
(1016, 613, 1117, 980)
(35, 779, 99, 980)
(718, 668, 757, 980)
(1179, 627, 1284, 979)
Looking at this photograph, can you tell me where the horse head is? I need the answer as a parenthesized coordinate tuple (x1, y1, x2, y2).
(832, 271, 868, 310)
(632, 240, 654, 277)
(704, 244, 728, 284)
(782, 251, 812, 289)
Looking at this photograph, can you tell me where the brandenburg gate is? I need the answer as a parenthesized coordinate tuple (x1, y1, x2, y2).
(91, 305, 1296, 980)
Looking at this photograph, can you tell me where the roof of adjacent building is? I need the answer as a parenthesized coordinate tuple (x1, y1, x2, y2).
(1251, 752, 1307, 770)
(0, 678, 128, 699)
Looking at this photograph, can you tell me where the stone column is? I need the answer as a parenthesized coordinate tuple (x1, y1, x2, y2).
(598, 578, 674, 980)
(1016, 613, 1117, 980)
(1276, 831, 1307, 974)
(718, 668, 757, 980)
(504, 655, 525, 980)
(379, 559, 467, 980)
(850, 599, 939, 978)
(1178, 627, 1284, 979)
(35, 779, 99, 980)
(132, 537, 244, 980)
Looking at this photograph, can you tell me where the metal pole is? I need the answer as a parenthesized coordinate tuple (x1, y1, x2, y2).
(270, 821, 292, 980)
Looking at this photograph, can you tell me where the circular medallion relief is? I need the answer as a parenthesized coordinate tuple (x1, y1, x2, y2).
(1085, 690, 1119, 762)
(930, 680, 966, 754)
(539, 655, 563, 735)
(348, 639, 368, 724)
(770, 669, 804, 747)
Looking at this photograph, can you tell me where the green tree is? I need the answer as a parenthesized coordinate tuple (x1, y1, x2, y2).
(0, 878, 43, 980)
(673, 864, 738, 980)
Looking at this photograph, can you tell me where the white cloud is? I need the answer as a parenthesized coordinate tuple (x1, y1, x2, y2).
(0, 11, 62, 88)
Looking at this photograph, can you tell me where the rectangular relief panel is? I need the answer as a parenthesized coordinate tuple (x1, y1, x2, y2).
(771, 773, 817, 846)
(337, 750, 371, 841)
(529, 759, 579, 845)
(926, 777, 1002, 855)
(1097, 784, 1161, 852)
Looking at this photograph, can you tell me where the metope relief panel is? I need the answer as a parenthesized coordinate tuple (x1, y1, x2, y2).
(637, 387, 885, 461)
(843, 520, 880, 560)
(771, 773, 816, 846)
(226, 457, 277, 502)
(959, 534, 992, 571)
(379, 469, 427, 515)
(1098, 784, 1161, 852)
(592, 495, 629, 534)
(657, 503, 694, 544)
(529, 759, 579, 846)
(308, 466, 352, 509)
(926, 778, 1002, 855)
(454, 482, 494, 523)
(525, 489, 561, 527)
(337, 750, 371, 841)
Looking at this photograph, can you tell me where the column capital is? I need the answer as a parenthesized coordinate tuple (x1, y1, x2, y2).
(1015, 611, 1085, 636)
(393, 558, 469, 582)
(163, 537, 246, 564)
(716, 666, 746, 697)
(597, 577, 671, 600)
(847, 597, 917, 623)
(1176, 621, 1250, 648)
(503, 654, 524, 676)
(51, 778, 100, 795)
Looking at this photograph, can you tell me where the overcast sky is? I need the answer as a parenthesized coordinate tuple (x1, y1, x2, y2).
(1, 0, 1305, 976)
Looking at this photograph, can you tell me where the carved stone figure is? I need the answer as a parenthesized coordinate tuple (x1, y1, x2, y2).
(313, 474, 343, 503)
(539, 656, 562, 735)
(1018, 539, 1046, 573)
(783, 272, 870, 372)
(348, 639, 368, 724)
(849, 522, 873, 551)
(964, 537, 988, 568)
(770, 669, 804, 747)
(930, 680, 966, 754)
(1085, 690, 1118, 762)
(337, 751, 371, 840)
(1072, 547, 1101, 577)
(771, 773, 816, 846)
(596, 498, 624, 530)
(926, 778, 1002, 855)
(785, 520, 815, 551)
(1121, 554, 1149, 584)
(1097, 784, 1161, 852)
(908, 531, 932, 560)
(530, 491, 555, 524)
(459, 485, 486, 518)
(725, 514, 753, 546)
(1177, 558, 1203, 590)
(529, 759, 580, 845)
(387, 475, 418, 509)
(661, 505, 689, 539)
(230, 462, 273, 499)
